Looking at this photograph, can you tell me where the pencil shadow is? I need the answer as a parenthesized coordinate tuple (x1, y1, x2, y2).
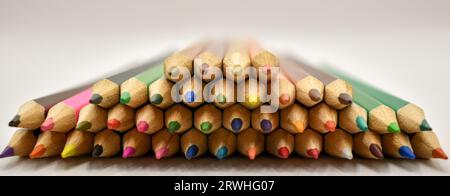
(1, 153, 448, 175)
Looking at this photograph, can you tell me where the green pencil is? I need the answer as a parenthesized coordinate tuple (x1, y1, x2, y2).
(120, 63, 164, 108)
(350, 86, 400, 134)
(322, 65, 431, 133)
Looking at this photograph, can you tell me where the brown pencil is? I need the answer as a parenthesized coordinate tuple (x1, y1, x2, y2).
(353, 131, 384, 159)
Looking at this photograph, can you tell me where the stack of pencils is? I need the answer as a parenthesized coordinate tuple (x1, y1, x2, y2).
(1, 39, 447, 161)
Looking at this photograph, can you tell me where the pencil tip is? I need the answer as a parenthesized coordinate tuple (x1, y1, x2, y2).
(292, 120, 305, 132)
(307, 148, 320, 160)
(388, 123, 401, 133)
(356, 116, 369, 132)
(89, 94, 103, 105)
(120, 92, 131, 104)
(29, 145, 46, 159)
(76, 121, 92, 131)
(279, 93, 291, 105)
(186, 145, 199, 160)
(185, 91, 196, 103)
(40, 118, 54, 131)
(231, 118, 243, 133)
(168, 121, 181, 133)
(92, 145, 103, 157)
(216, 147, 228, 160)
(308, 89, 322, 102)
(137, 121, 149, 133)
(0, 147, 14, 158)
(200, 122, 213, 133)
(107, 119, 121, 130)
(155, 148, 169, 160)
(260, 120, 273, 133)
(432, 148, 448, 160)
(369, 144, 384, 159)
(399, 146, 416, 159)
(61, 145, 77, 159)
(278, 147, 290, 159)
(8, 115, 21, 127)
(122, 147, 136, 159)
(150, 94, 164, 105)
(420, 119, 432, 131)
(324, 121, 336, 132)
(247, 147, 257, 160)
(216, 94, 227, 104)
(338, 93, 352, 105)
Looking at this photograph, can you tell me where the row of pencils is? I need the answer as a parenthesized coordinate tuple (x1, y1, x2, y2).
(1, 39, 447, 161)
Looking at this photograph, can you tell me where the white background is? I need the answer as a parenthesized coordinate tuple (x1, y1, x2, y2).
(0, 0, 449, 176)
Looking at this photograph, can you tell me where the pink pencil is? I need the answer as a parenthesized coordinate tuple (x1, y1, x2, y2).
(41, 88, 92, 133)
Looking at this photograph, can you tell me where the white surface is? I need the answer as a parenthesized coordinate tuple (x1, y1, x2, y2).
(1, 0, 449, 176)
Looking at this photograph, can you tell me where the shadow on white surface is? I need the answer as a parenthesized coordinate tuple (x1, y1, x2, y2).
(1, 154, 447, 176)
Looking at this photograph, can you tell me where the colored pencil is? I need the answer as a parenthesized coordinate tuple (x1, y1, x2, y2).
(324, 129, 353, 160)
(135, 104, 164, 135)
(309, 103, 338, 134)
(280, 103, 308, 134)
(92, 129, 121, 158)
(266, 128, 294, 159)
(120, 63, 164, 108)
(239, 78, 267, 110)
(40, 88, 92, 133)
(237, 128, 265, 160)
(0, 129, 38, 158)
(208, 128, 236, 159)
(223, 40, 251, 82)
(294, 128, 322, 159)
(223, 104, 251, 133)
(122, 128, 151, 158)
(339, 103, 369, 134)
(90, 54, 169, 109)
(29, 131, 66, 159)
(193, 41, 225, 82)
(75, 104, 107, 133)
(181, 77, 205, 108)
(288, 56, 353, 110)
(194, 104, 222, 134)
(322, 65, 432, 133)
(382, 132, 416, 159)
(249, 41, 279, 81)
(252, 108, 279, 134)
(107, 104, 135, 132)
(9, 83, 91, 130)
(165, 104, 193, 134)
(272, 73, 296, 109)
(411, 131, 448, 160)
(353, 131, 384, 159)
(61, 130, 94, 158)
(351, 87, 400, 134)
(164, 41, 208, 82)
(152, 129, 180, 160)
(211, 79, 236, 109)
(280, 58, 324, 107)
(181, 128, 207, 160)
(148, 77, 175, 109)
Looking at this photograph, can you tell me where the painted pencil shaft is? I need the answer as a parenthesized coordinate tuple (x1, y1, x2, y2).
(181, 128, 207, 160)
(294, 129, 322, 159)
(237, 128, 265, 160)
(322, 65, 431, 133)
(0, 129, 38, 158)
